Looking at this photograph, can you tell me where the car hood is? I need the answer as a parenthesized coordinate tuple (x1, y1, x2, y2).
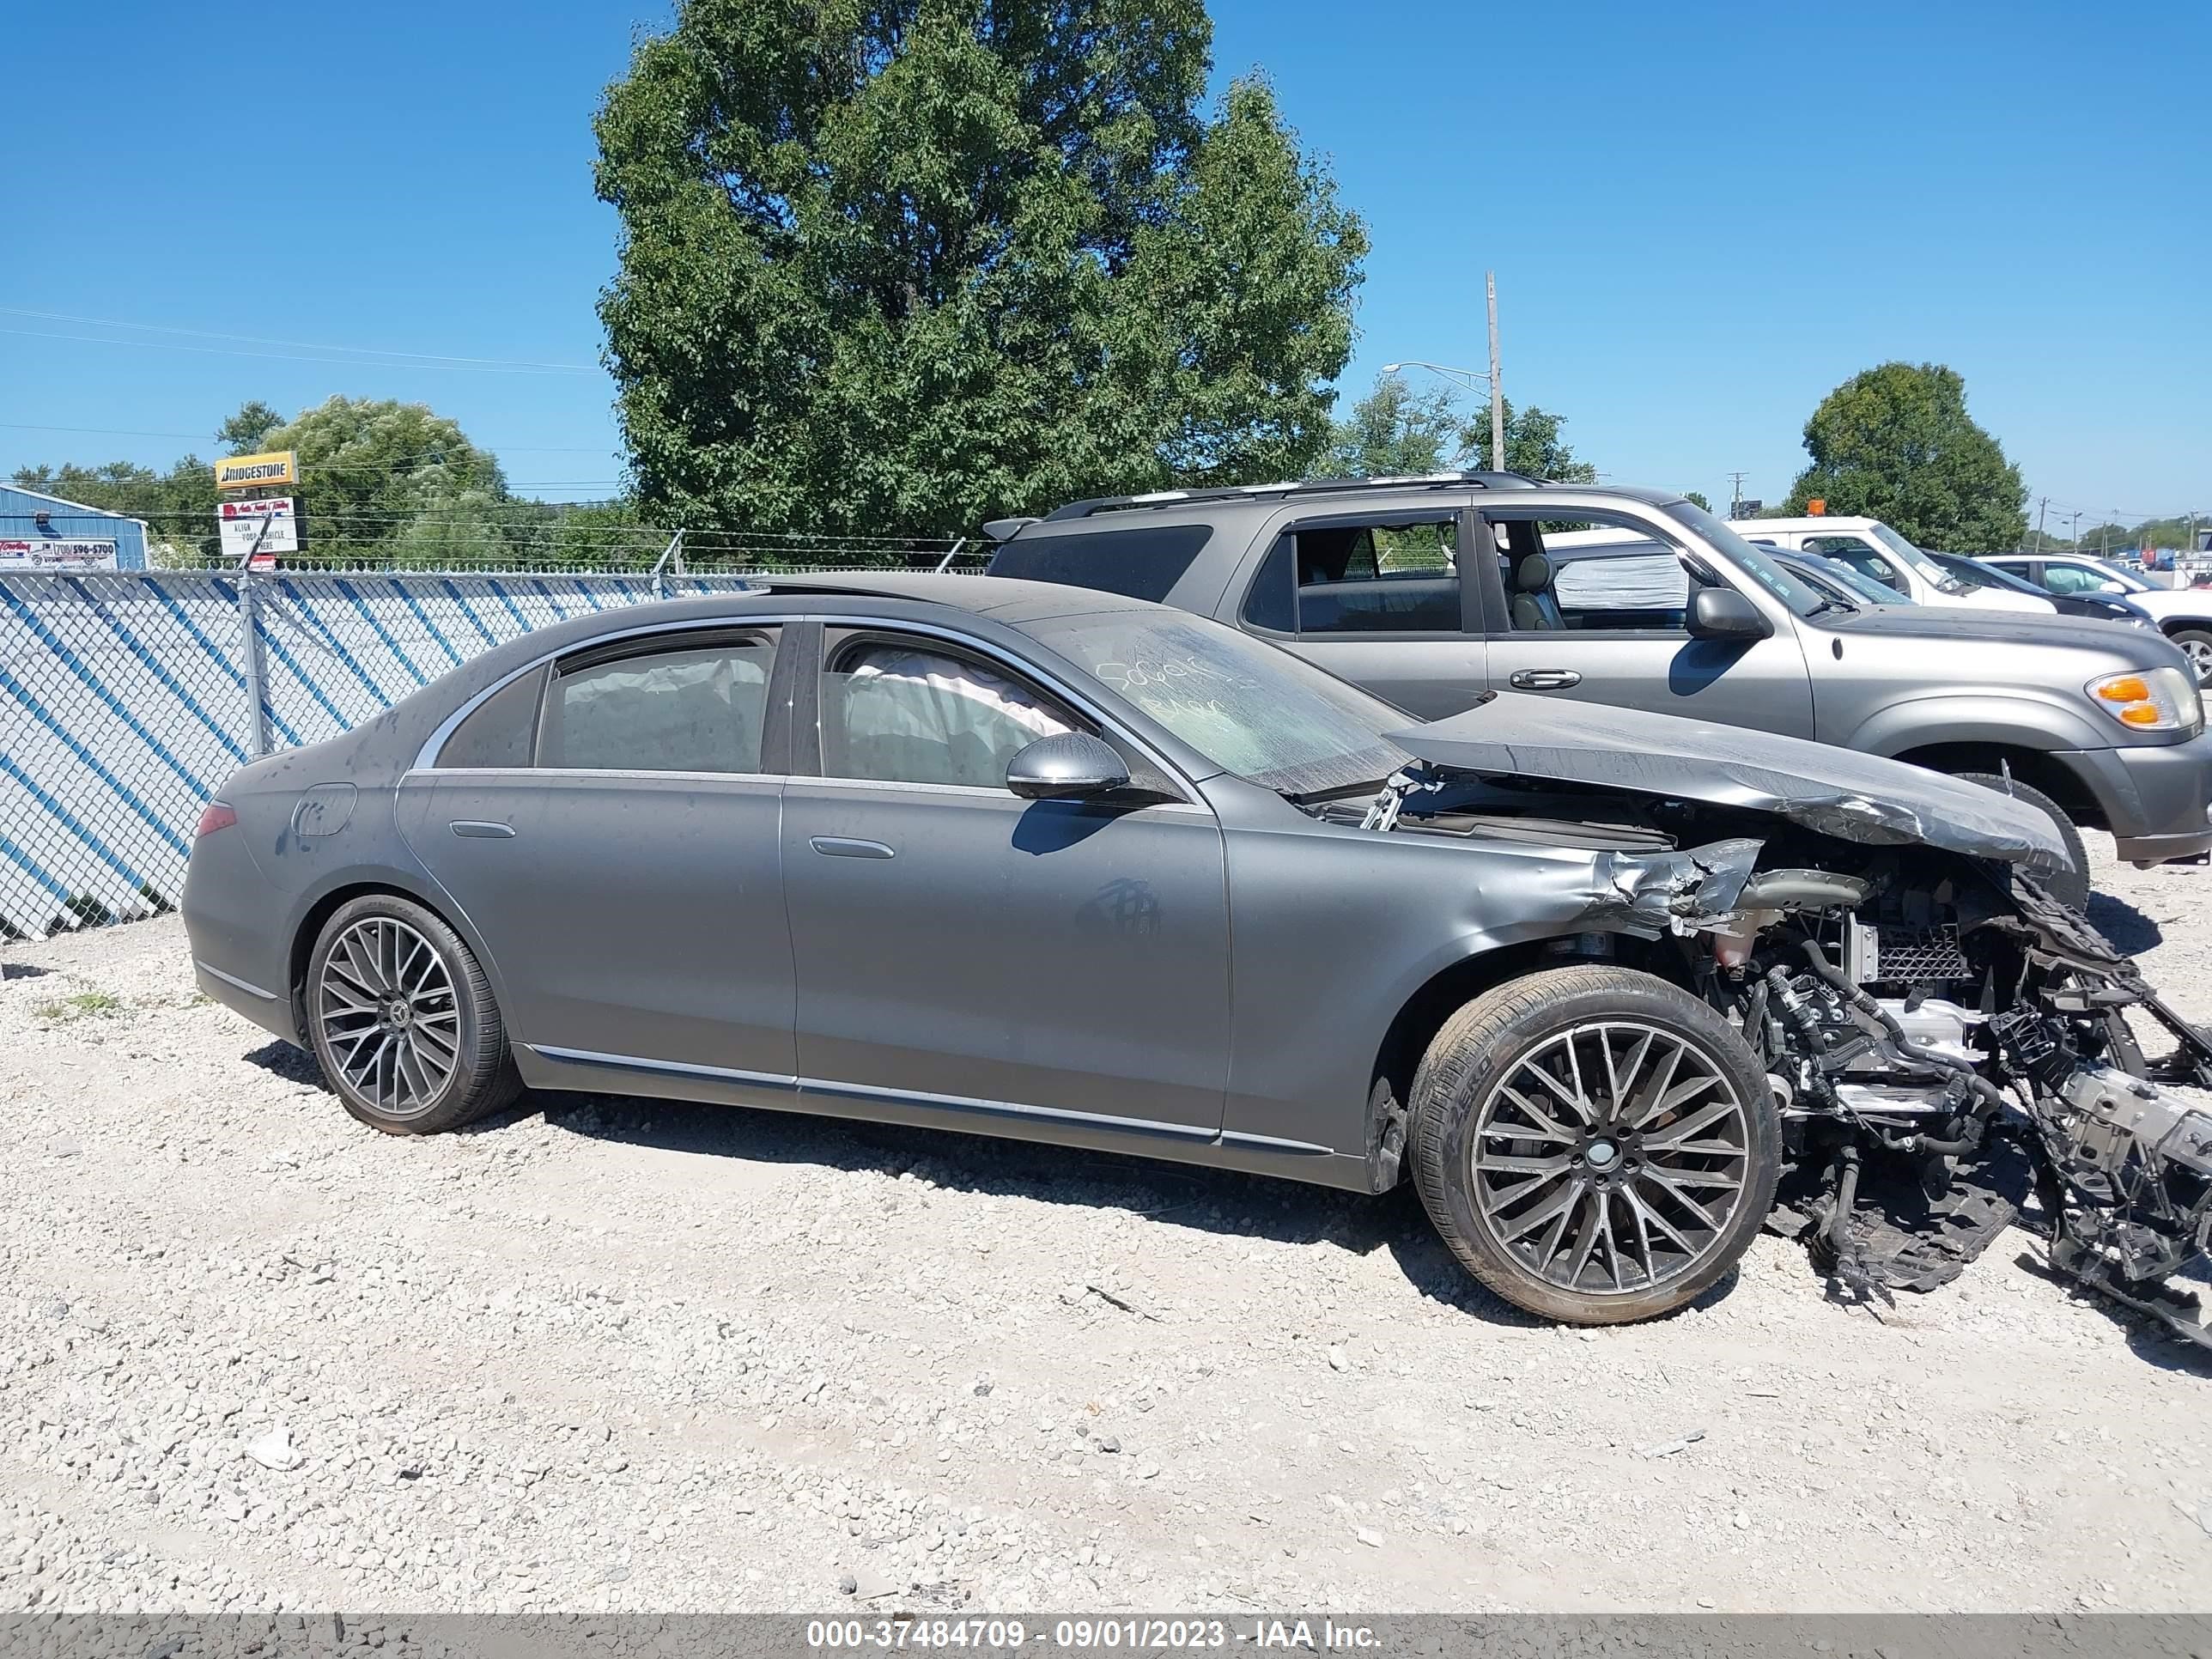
(1815, 603, 2179, 658)
(1388, 693, 2070, 869)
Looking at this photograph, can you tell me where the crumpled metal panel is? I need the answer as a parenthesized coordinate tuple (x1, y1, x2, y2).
(1389, 693, 2070, 870)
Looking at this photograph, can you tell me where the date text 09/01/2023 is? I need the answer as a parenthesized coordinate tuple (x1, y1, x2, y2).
(805, 1619, 1382, 1650)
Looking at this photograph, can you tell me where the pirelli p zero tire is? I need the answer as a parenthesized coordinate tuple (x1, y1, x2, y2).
(305, 894, 522, 1135)
(1408, 966, 1781, 1326)
(1954, 772, 2091, 912)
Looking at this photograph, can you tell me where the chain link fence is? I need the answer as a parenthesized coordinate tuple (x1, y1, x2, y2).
(0, 542, 982, 941)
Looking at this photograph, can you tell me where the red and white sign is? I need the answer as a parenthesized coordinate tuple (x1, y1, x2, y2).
(0, 538, 118, 571)
(216, 496, 299, 567)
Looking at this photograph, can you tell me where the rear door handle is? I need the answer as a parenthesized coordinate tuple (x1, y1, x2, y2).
(450, 820, 516, 839)
(810, 836, 895, 860)
(1507, 669, 1582, 690)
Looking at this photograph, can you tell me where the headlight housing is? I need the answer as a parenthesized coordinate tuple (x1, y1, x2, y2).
(2087, 665, 2204, 735)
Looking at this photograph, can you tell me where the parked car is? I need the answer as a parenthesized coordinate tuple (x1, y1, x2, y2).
(1929, 553, 2156, 629)
(1777, 546, 2153, 629)
(179, 576, 2212, 1344)
(985, 475, 2212, 908)
(1980, 553, 2212, 683)
(1717, 516, 2055, 614)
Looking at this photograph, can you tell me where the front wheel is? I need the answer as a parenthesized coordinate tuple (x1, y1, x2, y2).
(305, 894, 521, 1134)
(1954, 771, 2090, 911)
(1407, 966, 1781, 1325)
(2168, 628, 2212, 688)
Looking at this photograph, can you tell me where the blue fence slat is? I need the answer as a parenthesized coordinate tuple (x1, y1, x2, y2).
(0, 564, 836, 939)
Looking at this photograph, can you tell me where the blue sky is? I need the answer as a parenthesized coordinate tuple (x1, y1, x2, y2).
(6, 0, 2205, 529)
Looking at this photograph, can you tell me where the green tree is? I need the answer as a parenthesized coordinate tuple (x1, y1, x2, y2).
(1460, 398, 1599, 483)
(1327, 373, 1462, 476)
(216, 400, 284, 455)
(257, 397, 508, 564)
(1784, 362, 2027, 550)
(595, 0, 1365, 545)
(1683, 489, 1711, 511)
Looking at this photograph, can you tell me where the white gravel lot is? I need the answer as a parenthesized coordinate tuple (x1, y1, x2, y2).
(2, 840, 2209, 1617)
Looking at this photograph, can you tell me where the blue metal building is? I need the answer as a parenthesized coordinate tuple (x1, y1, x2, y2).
(0, 484, 150, 571)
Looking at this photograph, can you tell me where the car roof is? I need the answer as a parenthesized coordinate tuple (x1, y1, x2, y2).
(748, 569, 1164, 624)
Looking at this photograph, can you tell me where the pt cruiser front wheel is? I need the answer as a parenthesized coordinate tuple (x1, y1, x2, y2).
(1408, 966, 1780, 1324)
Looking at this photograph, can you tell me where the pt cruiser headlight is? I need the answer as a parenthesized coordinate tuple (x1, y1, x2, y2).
(2087, 665, 2203, 734)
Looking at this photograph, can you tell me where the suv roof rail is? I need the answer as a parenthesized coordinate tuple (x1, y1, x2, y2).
(1040, 470, 1547, 522)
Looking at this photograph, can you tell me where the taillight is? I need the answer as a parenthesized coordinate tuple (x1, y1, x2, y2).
(196, 801, 238, 837)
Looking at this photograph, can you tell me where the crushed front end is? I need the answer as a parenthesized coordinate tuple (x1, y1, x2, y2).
(1358, 757, 2212, 1352)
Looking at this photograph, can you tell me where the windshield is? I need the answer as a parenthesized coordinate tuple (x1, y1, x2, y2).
(1801, 556, 1905, 606)
(1661, 501, 1831, 617)
(1024, 609, 1410, 796)
(1866, 523, 1965, 589)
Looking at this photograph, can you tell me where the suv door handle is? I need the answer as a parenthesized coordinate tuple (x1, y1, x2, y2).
(1508, 669, 1582, 691)
(811, 836, 896, 860)
(450, 820, 516, 839)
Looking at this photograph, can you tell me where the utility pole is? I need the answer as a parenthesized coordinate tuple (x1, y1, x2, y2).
(2066, 510, 2083, 550)
(2033, 496, 2048, 552)
(1486, 271, 1505, 475)
(1726, 471, 1750, 518)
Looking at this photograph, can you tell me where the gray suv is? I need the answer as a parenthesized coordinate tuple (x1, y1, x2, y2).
(987, 474, 2212, 899)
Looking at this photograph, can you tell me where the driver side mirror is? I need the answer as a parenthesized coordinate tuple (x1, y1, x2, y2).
(1006, 732, 1130, 801)
(1686, 586, 1773, 641)
(2099, 581, 2127, 595)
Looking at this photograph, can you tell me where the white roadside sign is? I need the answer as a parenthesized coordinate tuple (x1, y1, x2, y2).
(0, 538, 118, 570)
(217, 497, 300, 566)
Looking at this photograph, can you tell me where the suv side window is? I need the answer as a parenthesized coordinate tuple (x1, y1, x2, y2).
(1281, 519, 1461, 635)
(1489, 515, 1700, 633)
(822, 636, 1076, 789)
(539, 631, 778, 773)
(1803, 535, 1905, 595)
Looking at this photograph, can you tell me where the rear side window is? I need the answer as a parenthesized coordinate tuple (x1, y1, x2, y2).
(436, 665, 546, 768)
(541, 634, 777, 774)
(988, 525, 1213, 602)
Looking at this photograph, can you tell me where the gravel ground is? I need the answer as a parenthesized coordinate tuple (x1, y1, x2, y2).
(3, 839, 2209, 1617)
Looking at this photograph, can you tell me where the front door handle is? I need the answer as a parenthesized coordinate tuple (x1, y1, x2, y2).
(810, 836, 895, 860)
(1507, 669, 1583, 691)
(450, 820, 516, 839)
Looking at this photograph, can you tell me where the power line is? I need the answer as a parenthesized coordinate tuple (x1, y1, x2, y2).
(0, 307, 598, 373)
(0, 326, 597, 376)
(0, 421, 617, 453)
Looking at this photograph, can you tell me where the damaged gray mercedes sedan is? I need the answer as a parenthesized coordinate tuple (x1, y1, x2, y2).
(181, 575, 2212, 1346)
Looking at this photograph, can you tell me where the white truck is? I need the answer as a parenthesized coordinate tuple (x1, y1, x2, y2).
(1727, 516, 2054, 615)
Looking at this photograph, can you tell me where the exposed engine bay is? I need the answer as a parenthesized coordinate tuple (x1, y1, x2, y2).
(1346, 762, 2212, 1352)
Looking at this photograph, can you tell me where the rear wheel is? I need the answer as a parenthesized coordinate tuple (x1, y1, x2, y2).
(305, 894, 520, 1134)
(1954, 771, 2090, 910)
(2168, 628, 2212, 687)
(1407, 966, 1780, 1325)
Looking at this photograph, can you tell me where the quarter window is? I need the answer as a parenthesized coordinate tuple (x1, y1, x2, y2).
(541, 635, 776, 774)
(823, 640, 1073, 788)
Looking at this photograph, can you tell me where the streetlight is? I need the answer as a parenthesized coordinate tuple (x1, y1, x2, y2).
(1382, 271, 1507, 473)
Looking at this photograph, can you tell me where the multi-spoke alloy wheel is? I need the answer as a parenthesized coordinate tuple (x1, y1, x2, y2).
(316, 917, 461, 1121)
(1472, 1022, 1750, 1297)
(305, 895, 521, 1134)
(1408, 966, 1781, 1325)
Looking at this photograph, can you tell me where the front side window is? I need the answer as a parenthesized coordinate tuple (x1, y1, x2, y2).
(1289, 519, 1461, 634)
(541, 635, 775, 773)
(823, 640, 1073, 788)
(1492, 516, 1696, 634)
(2044, 562, 2117, 597)
(1806, 536, 1907, 594)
